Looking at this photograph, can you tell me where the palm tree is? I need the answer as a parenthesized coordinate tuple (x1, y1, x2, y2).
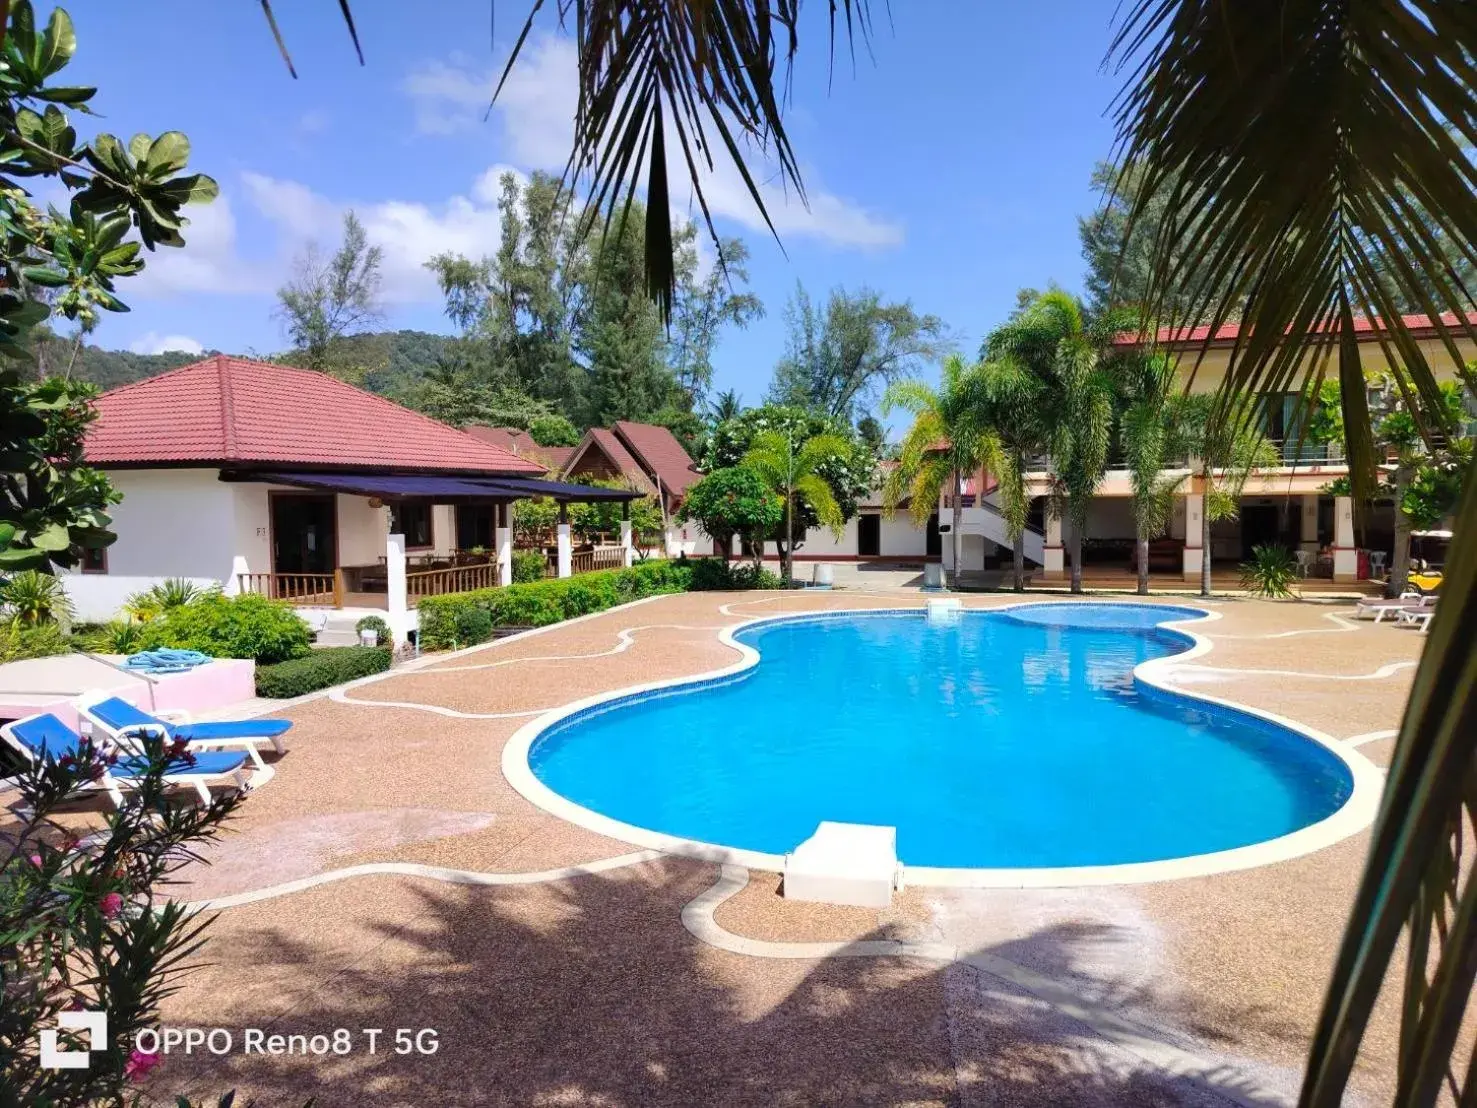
(986, 291, 1115, 594)
(969, 357, 1049, 591)
(882, 355, 1000, 589)
(1117, 354, 1194, 595)
(742, 430, 847, 585)
(708, 388, 744, 428)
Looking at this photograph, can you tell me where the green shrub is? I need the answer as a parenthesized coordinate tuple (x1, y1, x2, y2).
(0, 570, 75, 626)
(122, 577, 213, 622)
(417, 560, 695, 650)
(255, 646, 392, 698)
(354, 614, 391, 645)
(512, 548, 547, 584)
(0, 621, 70, 662)
(1239, 544, 1299, 599)
(76, 618, 147, 655)
(140, 593, 311, 664)
(687, 558, 786, 591)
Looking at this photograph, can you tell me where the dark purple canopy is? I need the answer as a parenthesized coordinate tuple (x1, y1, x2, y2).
(222, 470, 641, 502)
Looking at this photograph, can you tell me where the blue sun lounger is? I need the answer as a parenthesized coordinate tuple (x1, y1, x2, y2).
(1, 712, 255, 808)
(79, 696, 291, 767)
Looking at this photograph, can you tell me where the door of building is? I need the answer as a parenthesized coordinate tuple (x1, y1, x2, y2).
(925, 512, 941, 557)
(272, 494, 337, 574)
(857, 513, 881, 556)
(1240, 504, 1281, 560)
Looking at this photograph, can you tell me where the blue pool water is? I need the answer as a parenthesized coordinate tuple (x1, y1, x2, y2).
(528, 604, 1354, 869)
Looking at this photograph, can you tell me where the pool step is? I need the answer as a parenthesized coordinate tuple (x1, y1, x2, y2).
(783, 822, 899, 908)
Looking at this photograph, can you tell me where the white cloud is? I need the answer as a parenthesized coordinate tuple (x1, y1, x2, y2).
(130, 193, 274, 297)
(241, 171, 510, 303)
(129, 332, 204, 356)
(403, 36, 901, 249)
(297, 109, 330, 135)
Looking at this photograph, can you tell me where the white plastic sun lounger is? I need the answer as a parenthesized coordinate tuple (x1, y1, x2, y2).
(1395, 605, 1436, 632)
(1356, 592, 1435, 623)
(79, 695, 291, 770)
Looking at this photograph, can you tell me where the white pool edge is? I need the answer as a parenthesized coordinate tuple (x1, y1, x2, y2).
(500, 599, 1385, 889)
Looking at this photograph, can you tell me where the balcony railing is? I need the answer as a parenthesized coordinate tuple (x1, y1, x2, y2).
(406, 561, 499, 600)
(237, 571, 340, 606)
(568, 546, 627, 576)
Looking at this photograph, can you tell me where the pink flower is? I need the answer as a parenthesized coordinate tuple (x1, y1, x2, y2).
(29, 853, 42, 867)
(99, 892, 124, 918)
(124, 1046, 162, 1081)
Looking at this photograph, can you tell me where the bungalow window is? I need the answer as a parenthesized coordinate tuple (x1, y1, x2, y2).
(80, 545, 107, 574)
(391, 501, 434, 549)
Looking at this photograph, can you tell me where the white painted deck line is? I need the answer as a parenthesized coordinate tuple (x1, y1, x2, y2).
(502, 600, 1386, 888)
(682, 865, 1291, 1108)
(180, 849, 665, 911)
(1164, 660, 1416, 681)
(1347, 730, 1399, 747)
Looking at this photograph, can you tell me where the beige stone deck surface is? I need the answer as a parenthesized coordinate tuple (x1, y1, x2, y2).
(10, 588, 1443, 1106)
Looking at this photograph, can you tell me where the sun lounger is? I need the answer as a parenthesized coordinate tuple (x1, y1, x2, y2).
(1, 712, 254, 807)
(1395, 605, 1436, 632)
(1355, 592, 1434, 623)
(79, 696, 290, 768)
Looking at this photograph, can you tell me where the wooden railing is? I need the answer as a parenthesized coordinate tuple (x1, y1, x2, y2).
(405, 561, 499, 600)
(569, 546, 627, 576)
(237, 571, 341, 606)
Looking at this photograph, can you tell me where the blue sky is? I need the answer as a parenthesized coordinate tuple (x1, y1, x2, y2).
(53, 1, 1123, 412)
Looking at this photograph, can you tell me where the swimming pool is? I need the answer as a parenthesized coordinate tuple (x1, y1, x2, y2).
(515, 604, 1372, 879)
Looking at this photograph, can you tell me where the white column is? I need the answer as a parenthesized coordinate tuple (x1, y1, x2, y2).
(1333, 495, 1358, 581)
(1182, 492, 1204, 580)
(225, 555, 249, 596)
(1043, 515, 1064, 578)
(557, 523, 573, 578)
(1300, 495, 1320, 551)
(385, 532, 411, 649)
(620, 519, 634, 567)
(495, 504, 512, 587)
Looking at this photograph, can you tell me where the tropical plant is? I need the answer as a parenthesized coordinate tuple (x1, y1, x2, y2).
(0, 569, 74, 626)
(139, 593, 311, 665)
(882, 354, 999, 589)
(122, 577, 210, 622)
(1174, 395, 1279, 598)
(512, 548, 548, 584)
(703, 405, 877, 535)
(1117, 353, 1194, 594)
(1238, 544, 1299, 599)
(80, 617, 145, 655)
(1, 732, 246, 1105)
(985, 291, 1118, 593)
(742, 430, 848, 584)
(0, 2, 215, 573)
(678, 467, 784, 568)
(0, 619, 69, 661)
(707, 388, 744, 428)
(969, 357, 1052, 591)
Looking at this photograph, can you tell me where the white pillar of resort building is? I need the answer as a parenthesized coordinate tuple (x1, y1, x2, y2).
(1181, 491, 1204, 581)
(1333, 495, 1358, 582)
(556, 503, 573, 578)
(495, 503, 513, 587)
(1042, 514, 1064, 578)
(1300, 495, 1320, 551)
(385, 532, 411, 648)
(620, 519, 635, 567)
(225, 554, 249, 596)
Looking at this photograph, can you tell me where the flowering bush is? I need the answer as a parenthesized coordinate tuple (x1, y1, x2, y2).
(0, 733, 246, 1104)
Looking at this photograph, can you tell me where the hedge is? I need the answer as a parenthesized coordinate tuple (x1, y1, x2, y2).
(417, 559, 695, 650)
(140, 593, 312, 665)
(255, 646, 391, 698)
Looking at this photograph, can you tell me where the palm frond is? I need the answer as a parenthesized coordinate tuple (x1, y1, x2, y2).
(792, 472, 842, 533)
(495, 0, 873, 322)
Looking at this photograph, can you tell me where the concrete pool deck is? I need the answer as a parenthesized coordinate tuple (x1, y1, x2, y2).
(6, 590, 1441, 1105)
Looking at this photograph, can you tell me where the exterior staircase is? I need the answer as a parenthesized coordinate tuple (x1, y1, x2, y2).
(954, 500, 1046, 564)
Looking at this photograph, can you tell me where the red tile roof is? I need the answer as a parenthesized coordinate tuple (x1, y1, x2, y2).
(611, 420, 701, 498)
(1113, 311, 1477, 347)
(462, 425, 571, 472)
(84, 356, 545, 474)
(566, 427, 657, 495)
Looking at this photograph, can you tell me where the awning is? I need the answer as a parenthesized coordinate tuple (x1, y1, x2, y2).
(220, 470, 642, 503)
